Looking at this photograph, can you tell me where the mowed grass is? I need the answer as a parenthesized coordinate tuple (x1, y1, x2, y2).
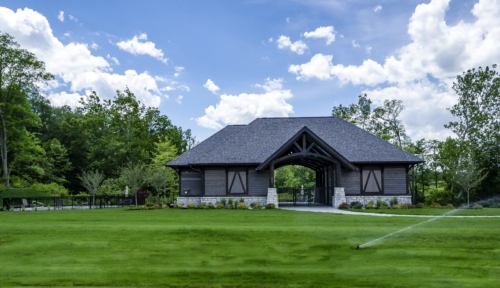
(351, 207, 500, 216)
(1, 209, 499, 287)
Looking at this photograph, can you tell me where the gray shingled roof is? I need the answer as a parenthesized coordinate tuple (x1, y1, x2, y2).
(167, 117, 423, 167)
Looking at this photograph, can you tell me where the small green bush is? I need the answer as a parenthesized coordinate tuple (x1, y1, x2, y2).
(390, 197, 398, 206)
(22, 206, 25, 211)
(34, 205, 38, 211)
(378, 205, 388, 209)
(338, 202, 349, 209)
(425, 187, 455, 206)
(129, 205, 135, 209)
(473, 204, 483, 209)
(227, 204, 235, 209)
(430, 202, 441, 209)
(47, 205, 51, 211)
(368, 200, 374, 205)
(376, 199, 385, 208)
(198, 203, 207, 209)
(145, 202, 155, 207)
(239, 198, 245, 204)
(140, 205, 147, 210)
(30, 182, 69, 197)
(353, 203, 363, 209)
(445, 203, 455, 209)
(162, 204, 170, 209)
(174, 203, 181, 209)
(208, 203, 215, 209)
(254, 203, 263, 209)
(186, 203, 196, 209)
(265, 203, 275, 209)
(350, 201, 361, 208)
(399, 203, 409, 209)
(228, 198, 234, 205)
(220, 198, 227, 205)
(153, 204, 161, 209)
(391, 204, 400, 209)
(250, 202, 256, 208)
(365, 203, 375, 209)
(416, 203, 424, 209)
(215, 203, 224, 209)
(237, 203, 249, 210)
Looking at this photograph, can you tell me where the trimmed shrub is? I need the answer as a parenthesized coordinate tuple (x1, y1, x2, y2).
(47, 205, 51, 211)
(399, 203, 409, 209)
(365, 203, 375, 209)
(416, 203, 424, 209)
(22, 206, 25, 211)
(239, 198, 245, 204)
(445, 203, 455, 209)
(197, 203, 207, 209)
(208, 203, 215, 209)
(145, 202, 155, 207)
(390, 197, 398, 206)
(378, 205, 388, 209)
(265, 203, 275, 209)
(430, 202, 441, 209)
(220, 198, 227, 205)
(350, 201, 361, 208)
(473, 204, 483, 209)
(237, 203, 249, 210)
(376, 199, 386, 208)
(228, 198, 234, 205)
(186, 203, 196, 209)
(425, 187, 455, 206)
(250, 202, 256, 208)
(215, 203, 225, 209)
(140, 205, 148, 210)
(353, 203, 363, 209)
(162, 204, 170, 209)
(174, 203, 181, 209)
(34, 205, 38, 211)
(227, 204, 235, 209)
(254, 203, 263, 210)
(153, 204, 161, 209)
(391, 204, 400, 209)
(368, 200, 374, 205)
(338, 202, 349, 209)
(30, 182, 69, 197)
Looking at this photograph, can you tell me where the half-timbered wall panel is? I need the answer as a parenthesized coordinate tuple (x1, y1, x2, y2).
(180, 169, 202, 196)
(205, 169, 226, 196)
(248, 169, 269, 195)
(384, 166, 407, 194)
(228, 168, 247, 194)
(341, 168, 361, 194)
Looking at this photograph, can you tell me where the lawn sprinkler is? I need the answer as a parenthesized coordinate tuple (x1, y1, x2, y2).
(356, 245, 360, 250)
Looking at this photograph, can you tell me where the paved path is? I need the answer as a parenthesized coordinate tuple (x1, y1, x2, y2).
(280, 206, 500, 218)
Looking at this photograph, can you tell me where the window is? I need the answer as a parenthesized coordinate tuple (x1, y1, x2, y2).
(227, 168, 247, 194)
(362, 166, 383, 193)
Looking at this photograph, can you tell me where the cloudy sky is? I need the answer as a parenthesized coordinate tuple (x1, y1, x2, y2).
(1, 0, 499, 141)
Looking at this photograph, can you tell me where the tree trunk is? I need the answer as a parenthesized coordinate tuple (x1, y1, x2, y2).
(135, 192, 138, 207)
(0, 108, 9, 186)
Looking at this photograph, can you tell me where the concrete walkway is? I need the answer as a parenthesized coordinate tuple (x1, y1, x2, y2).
(280, 206, 500, 218)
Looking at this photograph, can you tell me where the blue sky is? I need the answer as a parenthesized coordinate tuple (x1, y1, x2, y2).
(1, 0, 498, 142)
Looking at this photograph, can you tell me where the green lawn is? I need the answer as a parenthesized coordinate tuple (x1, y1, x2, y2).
(1, 209, 499, 287)
(351, 207, 500, 216)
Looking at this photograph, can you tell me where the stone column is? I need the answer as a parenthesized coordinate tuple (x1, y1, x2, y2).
(332, 187, 346, 208)
(267, 188, 278, 208)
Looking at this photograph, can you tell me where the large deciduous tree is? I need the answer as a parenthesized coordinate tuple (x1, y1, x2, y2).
(0, 32, 53, 185)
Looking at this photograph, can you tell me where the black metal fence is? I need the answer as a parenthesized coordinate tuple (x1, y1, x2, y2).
(277, 187, 332, 206)
(2, 195, 146, 211)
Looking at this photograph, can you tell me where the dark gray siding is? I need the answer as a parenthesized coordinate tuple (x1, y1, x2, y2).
(180, 169, 202, 196)
(384, 166, 407, 194)
(342, 168, 361, 194)
(205, 169, 226, 196)
(248, 169, 268, 195)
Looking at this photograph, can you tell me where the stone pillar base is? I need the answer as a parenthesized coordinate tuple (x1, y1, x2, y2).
(267, 188, 278, 208)
(332, 187, 346, 208)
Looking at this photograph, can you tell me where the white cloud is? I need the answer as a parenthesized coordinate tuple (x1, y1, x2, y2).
(352, 40, 360, 48)
(196, 78, 294, 129)
(288, 0, 500, 140)
(106, 54, 120, 65)
(90, 42, 99, 50)
(58, 11, 64, 22)
(374, 5, 382, 13)
(203, 79, 220, 94)
(116, 33, 168, 64)
(0, 7, 163, 107)
(68, 15, 77, 22)
(176, 95, 183, 104)
(286, 17, 290, 23)
(268, 37, 273, 42)
(365, 45, 372, 54)
(47, 91, 84, 107)
(276, 35, 308, 55)
(63, 32, 70, 37)
(303, 26, 336, 44)
(174, 66, 184, 77)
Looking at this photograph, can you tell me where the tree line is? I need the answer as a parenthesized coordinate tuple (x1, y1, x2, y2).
(1, 31, 194, 197)
(332, 65, 500, 205)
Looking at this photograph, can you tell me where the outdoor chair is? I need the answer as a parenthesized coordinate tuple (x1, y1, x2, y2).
(22, 198, 29, 207)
